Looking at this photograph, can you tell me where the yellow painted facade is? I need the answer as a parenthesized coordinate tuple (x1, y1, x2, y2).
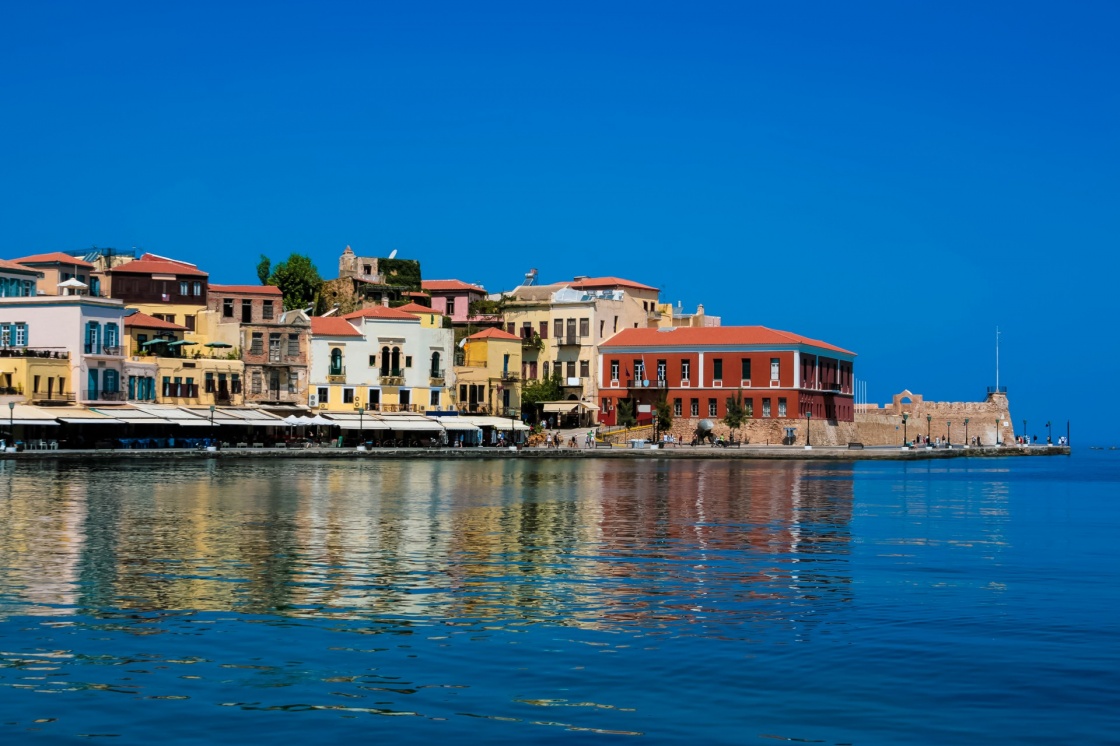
(0, 352, 72, 404)
(453, 334, 522, 415)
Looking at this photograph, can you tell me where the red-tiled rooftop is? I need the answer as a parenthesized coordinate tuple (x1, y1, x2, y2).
(396, 302, 442, 315)
(310, 317, 362, 337)
(209, 283, 283, 296)
(568, 276, 657, 292)
(11, 252, 95, 268)
(600, 326, 856, 356)
(422, 279, 487, 293)
(467, 327, 521, 341)
(0, 258, 42, 275)
(342, 306, 422, 321)
(123, 311, 188, 331)
(108, 253, 208, 277)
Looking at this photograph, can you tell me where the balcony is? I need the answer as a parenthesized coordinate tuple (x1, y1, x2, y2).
(557, 335, 583, 347)
(499, 371, 519, 382)
(626, 379, 668, 389)
(327, 366, 346, 383)
(380, 403, 422, 413)
(83, 390, 126, 402)
(379, 368, 405, 386)
(429, 368, 445, 385)
(0, 347, 70, 360)
(84, 344, 122, 356)
(29, 392, 76, 405)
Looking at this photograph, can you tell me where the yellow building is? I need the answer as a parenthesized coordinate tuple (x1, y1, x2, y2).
(123, 311, 243, 406)
(454, 327, 522, 415)
(0, 347, 72, 404)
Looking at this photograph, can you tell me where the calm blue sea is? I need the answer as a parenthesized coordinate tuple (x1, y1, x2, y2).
(0, 453, 1117, 744)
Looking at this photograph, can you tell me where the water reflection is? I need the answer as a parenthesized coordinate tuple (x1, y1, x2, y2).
(0, 459, 855, 637)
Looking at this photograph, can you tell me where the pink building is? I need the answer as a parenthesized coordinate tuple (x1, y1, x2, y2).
(420, 280, 494, 325)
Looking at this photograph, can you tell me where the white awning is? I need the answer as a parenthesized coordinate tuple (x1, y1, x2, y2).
(541, 401, 579, 413)
(8, 419, 61, 427)
(438, 419, 483, 432)
(57, 417, 123, 425)
(128, 404, 213, 426)
(459, 416, 530, 431)
(379, 417, 444, 432)
(332, 419, 392, 430)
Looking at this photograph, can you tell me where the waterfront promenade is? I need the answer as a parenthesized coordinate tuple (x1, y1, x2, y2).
(1, 443, 1071, 462)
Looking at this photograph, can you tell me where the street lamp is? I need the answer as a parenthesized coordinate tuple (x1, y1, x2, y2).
(209, 404, 216, 449)
(806, 408, 812, 447)
(357, 399, 366, 444)
(1023, 419, 1027, 445)
(946, 421, 951, 448)
(926, 414, 932, 445)
(964, 418, 970, 447)
(7, 401, 14, 449)
(902, 412, 909, 447)
(1046, 420, 1052, 444)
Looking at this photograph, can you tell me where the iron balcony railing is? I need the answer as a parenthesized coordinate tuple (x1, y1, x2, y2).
(83, 390, 126, 402)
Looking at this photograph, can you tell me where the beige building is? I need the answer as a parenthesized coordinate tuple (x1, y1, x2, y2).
(453, 327, 522, 415)
(501, 276, 661, 418)
(10, 253, 98, 296)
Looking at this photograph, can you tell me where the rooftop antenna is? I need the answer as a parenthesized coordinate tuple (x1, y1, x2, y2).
(995, 326, 1001, 391)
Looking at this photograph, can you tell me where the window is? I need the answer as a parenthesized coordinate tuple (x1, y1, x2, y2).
(708, 399, 718, 417)
(610, 360, 619, 381)
(771, 358, 780, 381)
(287, 334, 299, 356)
(713, 358, 723, 381)
(250, 332, 263, 354)
(506, 322, 515, 335)
(223, 299, 234, 318)
(566, 318, 576, 339)
(778, 398, 787, 417)
(251, 371, 263, 395)
(542, 361, 549, 379)
(566, 361, 576, 379)
(193, 281, 202, 296)
(368, 388, 380, 408)
(329, 348, 343, 375)
(745, 399, 754, 417)
(446, 298, 455, 316)
(579, 318, 589, 337)
(633, 359, 645, 382)
(14, 323, 28, 347)
(405, 355, 412, 368)
(205, 372, 215, 393)
(690, 398, 699, 417)
(343, 388, 355, 404)
(136, 333, 148, 347)
(33, 375, 40, 393)
(430, 389, 440, 407)
(103, 369, 119, 394)
(242, 300, 253, 323)
(399, 389, 411, 406)
(763, 398, 771, 417)
(184, 315, 195, 332)
(317, 386, 329, 403)
(580, 360, 589, 378)
(180, 281, 189, 296)
(742, 358, 751, 381)
(673, 398, 682, 417)
(522, 321, 532, 339)
(85, 321, 100, 354)
(681, 359, 691, 381)
(656, 360, 666, 382)
(263, 300, 274, 320)
(231, 374, 242, 394)
(554, 319, 563, 338)
(539, 321, 548, 339)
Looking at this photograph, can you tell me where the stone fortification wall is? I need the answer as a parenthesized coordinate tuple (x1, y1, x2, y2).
(615, 391, 1014, 448)
(854, 391, 1014, 447)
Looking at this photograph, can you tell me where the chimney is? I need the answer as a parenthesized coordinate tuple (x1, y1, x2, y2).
(696, 303, 705, 315)
(382, 296, 390, 307)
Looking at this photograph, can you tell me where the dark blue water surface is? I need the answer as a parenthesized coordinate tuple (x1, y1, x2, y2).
(1, 453, 1117, 744)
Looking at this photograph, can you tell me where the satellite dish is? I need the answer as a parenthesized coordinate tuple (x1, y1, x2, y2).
(388, 249, 398, 259)
(642, 379, 650, 387)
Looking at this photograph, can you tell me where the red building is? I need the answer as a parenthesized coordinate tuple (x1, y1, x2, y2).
(597, 326, 855, 425)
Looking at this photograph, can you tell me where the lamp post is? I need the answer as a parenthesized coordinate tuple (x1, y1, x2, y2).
(1046, 420, 1052, 444)
(806, 409, 812, 448)
(964, 418, 970, 447)
(7, 401, 14, 449)
(902, 412, 909, 447)
(358, 399, 366, 445)
(209, 404, 216, 449)
(946, 421, 951, 448)
(1023, 419, 1027, 445)
(926, 414, 932, 445)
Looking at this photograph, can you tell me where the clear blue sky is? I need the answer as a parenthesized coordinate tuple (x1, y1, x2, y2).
(2, 1, 1116, 442)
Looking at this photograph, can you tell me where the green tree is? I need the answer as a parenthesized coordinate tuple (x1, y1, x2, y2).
(655, 395, 673, 433)
(268, 253, 323, 310)
(520, 371, 564, 420)
(256, 254, 271, 285)
(723, 389, 747, 441)
(616, 399, 637, 428)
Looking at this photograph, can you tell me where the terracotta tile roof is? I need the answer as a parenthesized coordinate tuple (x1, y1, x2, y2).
(396, 302, 442, 315)
(599, 326, 855, 356)
(109, 254, 208, 277)
(310, 317, 363, 337)
(123, 311, 188, 331)
(209, 283, 283, 296)
(467, 327, 521, 341)
(341, 306, 421, 321)
(11, 252, 95, 268)
(0, 258, 42, 275)
(422, 279, 487, 293)
(568, 276, 658, 292)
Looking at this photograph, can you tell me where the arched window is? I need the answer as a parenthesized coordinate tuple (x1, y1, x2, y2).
(380, 346, 390, 375)
(391, 347, 401, 374)
(430, 351, 441, 377)
(330, 348, 343, 376)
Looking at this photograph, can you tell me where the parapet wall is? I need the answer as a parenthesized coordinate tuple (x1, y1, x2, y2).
(854, 391, 1014, 446)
